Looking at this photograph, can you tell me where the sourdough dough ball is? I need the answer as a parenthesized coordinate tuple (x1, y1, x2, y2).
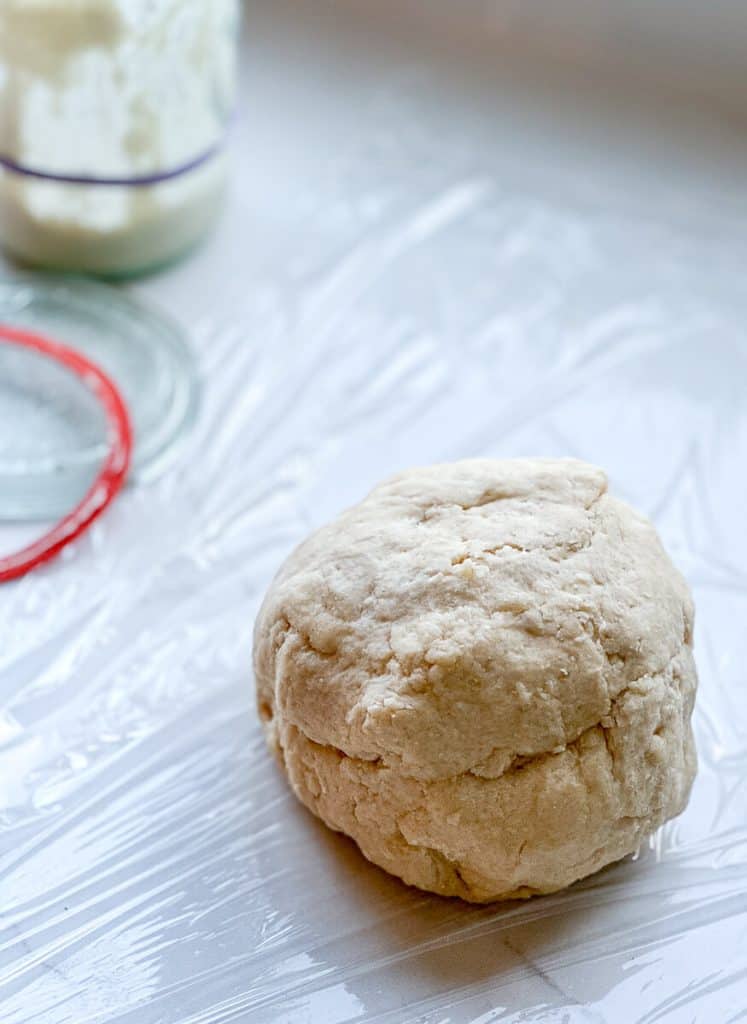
(253, 458, 697, 902)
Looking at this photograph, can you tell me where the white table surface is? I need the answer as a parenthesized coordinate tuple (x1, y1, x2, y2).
(2, 3, 747, 1021)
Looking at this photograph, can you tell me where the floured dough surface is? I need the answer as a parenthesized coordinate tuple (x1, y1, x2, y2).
(253, 458, 697, 901)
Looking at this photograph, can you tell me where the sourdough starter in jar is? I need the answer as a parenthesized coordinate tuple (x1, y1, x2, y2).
(0, 0, 239, 275)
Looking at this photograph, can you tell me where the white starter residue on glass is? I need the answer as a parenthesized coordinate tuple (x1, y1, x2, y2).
(0, 0, 238, 274)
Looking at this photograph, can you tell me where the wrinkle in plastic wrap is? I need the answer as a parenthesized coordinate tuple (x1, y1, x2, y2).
(2, 6, 747, 1022)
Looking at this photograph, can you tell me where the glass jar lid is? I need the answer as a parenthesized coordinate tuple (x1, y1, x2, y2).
(0, 274, 199, 520)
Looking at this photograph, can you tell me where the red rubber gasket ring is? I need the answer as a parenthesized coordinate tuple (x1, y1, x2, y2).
(0, 323, 132, 583)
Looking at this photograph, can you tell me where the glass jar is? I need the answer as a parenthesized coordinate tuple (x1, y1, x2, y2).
(0, 0, 239, 276)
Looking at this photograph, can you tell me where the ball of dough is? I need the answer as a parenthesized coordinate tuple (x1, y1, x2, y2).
(253, 458, 697, 902)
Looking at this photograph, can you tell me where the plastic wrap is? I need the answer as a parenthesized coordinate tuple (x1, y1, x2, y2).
(2, 2, 747, 1020)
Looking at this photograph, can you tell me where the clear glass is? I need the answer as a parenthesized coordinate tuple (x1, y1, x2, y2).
(0, 0, 239, 276)
(0, 274, 199, 520)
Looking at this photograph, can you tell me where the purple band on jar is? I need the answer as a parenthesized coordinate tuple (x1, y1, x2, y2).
(0, 132, 228, 187)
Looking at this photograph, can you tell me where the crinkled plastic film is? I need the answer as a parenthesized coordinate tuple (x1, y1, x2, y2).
(2, 3, 747, 1021)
